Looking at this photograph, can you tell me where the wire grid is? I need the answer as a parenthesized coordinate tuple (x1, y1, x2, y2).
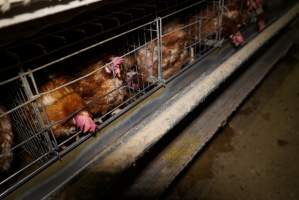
(160, 0, 224, 81)
(0, 0, 226, 195)
(0, 77, 55, 193)
(19, 20, 160, 150)
(223, 0, 251, 30)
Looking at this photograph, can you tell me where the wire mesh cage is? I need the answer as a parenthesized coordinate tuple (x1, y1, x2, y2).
(158, 0, 225, 81)
(0, 0, 231, 197)
(0, 75, 56, 196)
(0, 19, 162, 197)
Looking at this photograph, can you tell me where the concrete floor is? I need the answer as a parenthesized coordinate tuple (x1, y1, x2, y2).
(163, 46, 299, 200)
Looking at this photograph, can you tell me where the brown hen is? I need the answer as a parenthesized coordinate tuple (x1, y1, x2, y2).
(75, 56, 127, 119)
(189, 2, 249, 47)
(39, 75, 96, 138)
(0, 105, 13, 171)
(135, 19, 190, 84)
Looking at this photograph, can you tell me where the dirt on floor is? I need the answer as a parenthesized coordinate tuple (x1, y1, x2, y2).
(163, 46, 299, 200)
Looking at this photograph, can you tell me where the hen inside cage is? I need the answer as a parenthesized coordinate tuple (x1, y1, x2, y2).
(28, 21, 160, 150)
(0, 0, 266, 196)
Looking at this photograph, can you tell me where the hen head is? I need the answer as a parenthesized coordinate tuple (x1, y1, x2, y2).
(230, 31, 245, 46)
(126, 71, 141, 91)
(104, 57, 124, 78)
(73, 111, 96, 133)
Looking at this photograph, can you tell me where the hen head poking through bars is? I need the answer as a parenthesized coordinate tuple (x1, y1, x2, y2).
(105, 57, 124, 78)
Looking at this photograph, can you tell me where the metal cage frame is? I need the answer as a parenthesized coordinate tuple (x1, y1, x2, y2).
(0, 0, 225, 197)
